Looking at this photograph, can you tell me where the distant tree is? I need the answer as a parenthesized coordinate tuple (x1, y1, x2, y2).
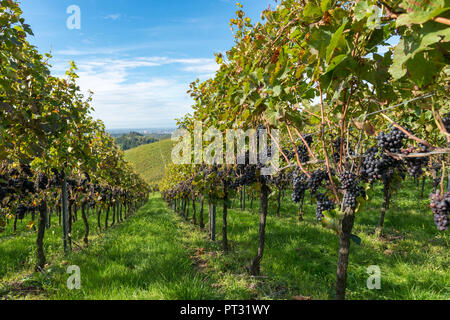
(115, 132, 158, 151)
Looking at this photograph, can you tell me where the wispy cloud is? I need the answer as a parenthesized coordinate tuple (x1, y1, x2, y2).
(52, 56, 219, 128)
(104, 14, 121, 20)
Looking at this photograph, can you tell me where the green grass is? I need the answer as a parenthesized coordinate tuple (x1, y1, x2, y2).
(0, 207, 103, 281)
(165, 178, 449, 300)
(0, 197, 224, 300)
(0, 180, 448, 300)
(124, 139, 174, 186)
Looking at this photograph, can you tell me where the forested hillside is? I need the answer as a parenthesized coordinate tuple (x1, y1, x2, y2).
(114, 132, 158, 151)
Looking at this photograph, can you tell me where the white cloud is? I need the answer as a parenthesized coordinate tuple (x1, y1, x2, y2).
(104, 14, 121, 20)
(53, 56, 219, 128)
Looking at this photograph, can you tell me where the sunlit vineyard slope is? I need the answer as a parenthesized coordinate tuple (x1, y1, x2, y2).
(125, 139, 175, 185)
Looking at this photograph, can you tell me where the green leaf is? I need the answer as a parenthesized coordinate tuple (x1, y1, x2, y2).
(304, 2, 322, 18)
(273, 85, 282, 97)
(321, 0, 331, 13)
(256, 68, 264, 81)
(396, 0, 449, 26)
(350, 234, 362, 246)
(355, 195, 366, 213)
(321, 209, 342, 234)
(354, 0, 370, 21)
(390, 21, 450, 83)
(242, 109, 251, 120)
(326, 20, 347, 64)
(23, 23, 33, 36)
(326, 54, 347, 73)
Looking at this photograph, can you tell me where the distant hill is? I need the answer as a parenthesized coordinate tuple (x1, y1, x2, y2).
(115, 132, 171, 151)
(124, 138, 175, 186)
(108, 128, 174, 136)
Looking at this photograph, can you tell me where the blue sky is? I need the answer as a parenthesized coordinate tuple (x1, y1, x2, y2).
(20, 0, 276, 129)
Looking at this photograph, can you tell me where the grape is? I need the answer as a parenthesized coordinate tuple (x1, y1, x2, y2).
(20, 164, 33, 177)
(234, 151, 257, 187)
(8, 178, 34, 193)
(292, 170, 307, 203)
(285, 134, 313, 163)
(307, 170, 331, 194)
(35, 172, 49, 191)
(332, 137, 343, 163)
(48, 169, 62, 187)
(23, 180, 35, 194)
(286, 145, 309, 163)
(270, 171, 289, 187)
(339, 171, 357, 190)
(303, 134, 313, 147)
(430, 192, 449, 231)
(235, 165, 257, 187)
(9, 178, 24, 189)
(443, 113, 450, 133)
(403, 145, 429, 178)
(0, 186, 6, 201)
(315, 193, 335, 222)
(16, 204, 28, 220)
(376, 127, 407, 153)
(342, 185, 365, 210)
(360, 146, 403, 182)
(332, 137, 355, 163)
(360, 147, 379, 181)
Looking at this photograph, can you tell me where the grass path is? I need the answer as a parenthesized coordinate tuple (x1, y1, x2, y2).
(38, 195, 223, 300)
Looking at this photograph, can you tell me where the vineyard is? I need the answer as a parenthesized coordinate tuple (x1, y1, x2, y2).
(0, 0, 449, 302)
(159, 0, 450, 301)
(0, 0, 149, 295)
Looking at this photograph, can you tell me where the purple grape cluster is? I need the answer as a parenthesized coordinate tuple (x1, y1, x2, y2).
(307, 170, 331, 194)
(35, 172, 49, 191)
(315, 193, 335, 222)
(360, 147, 402, 183)
(430, 192, 449, 231)
(8, 178, 35, 194)
(443, 113, 450, 132)
(16, 204, 30, 220)
(339, 171, 358, 190)
(292, 170, 308, 203)
(403, 145, 429, 178)
(343, 185, 366, 210)
(285, 135, 313, 164)
(376, 127, 407, 153)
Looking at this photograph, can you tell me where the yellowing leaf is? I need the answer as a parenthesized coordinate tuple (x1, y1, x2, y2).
(26, 221, 35, 230)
